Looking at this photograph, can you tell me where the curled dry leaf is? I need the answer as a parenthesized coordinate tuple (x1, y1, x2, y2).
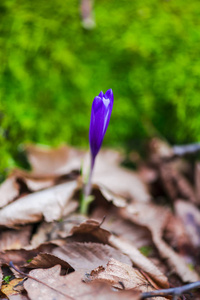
(122, 202, 200, 282)
(0, 243, 57, 266)
(12, 168, 57, 192)
(22, 177, 55, 192)
(158, 162, 197, 204)
(52, 242, 131, 272)
(175, 199, 200, 248)
(109, 235, 169, 289)
(26, 145, 84, 176)
(84, 150, 151, 203)
(0, 181, 78, 227)
(164, 214, 192, 254)
(91, 206, 153, 249)
(30, 214, 86, 248)
(0, 226, 32, 251)
(0, 176, 20, 208)
(68, 219, 111, 244)
(11, 167, 78, 193)
(24, 253, 73, 271)
(96, 184, 127, 208)
(90, 258, 168, 300)
(24, 265, 140, 300)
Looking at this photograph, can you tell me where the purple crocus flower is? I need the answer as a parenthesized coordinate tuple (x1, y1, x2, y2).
(83, 89, 114, 202)
(89, 89, 114, 163)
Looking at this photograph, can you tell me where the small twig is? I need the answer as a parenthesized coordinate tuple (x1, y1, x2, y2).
(98, 215, 106, 227)
(9, 261, 75, 300)
(141, 281, 200, 299)
(173, 143, 200, 157)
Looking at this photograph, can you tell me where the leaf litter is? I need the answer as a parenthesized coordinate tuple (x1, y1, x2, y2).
(0, 141, 200, 299)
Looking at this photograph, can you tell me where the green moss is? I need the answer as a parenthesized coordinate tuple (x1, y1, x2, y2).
(1, 0, 200, 174)
(139, 246, 153, 257)
(3, 275, 11, 284)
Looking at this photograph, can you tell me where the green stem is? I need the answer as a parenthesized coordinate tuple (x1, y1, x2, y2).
(80, 155, 95, 215)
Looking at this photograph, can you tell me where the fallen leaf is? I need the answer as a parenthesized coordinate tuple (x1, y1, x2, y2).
(0, 181, 78, 227)
(24, 265, 140, 300)
(0, 176, 20, 208)
(84, 150, 151, 203)
(68, 219, 111, 244)
(29, 214, 85, 248)
(175, 200, 200, 248)
(164, 214, 192, 254)
(0, 243, 57, 266)
(9, 294, 29, 300)
(121, 202, 200, 282)
(109, 235, 169, 289)
(91, 206, 153, 249)
(24, 253, 73, 271)
(22, 177, 55, 192)
(26, 145, 84, 176)
(89, 258, 168, 299)
(159, 162, 197, 204)
(148, 138, 174, 162)
(96, 184, 127, 208)
(0, 226, 32, 251)
(11, 168, 77, 192)
(1, 278, 24, 297)
(52, 242, 131, 272)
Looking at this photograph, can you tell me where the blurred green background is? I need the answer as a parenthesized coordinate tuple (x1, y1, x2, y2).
(1, 0, 200, 176)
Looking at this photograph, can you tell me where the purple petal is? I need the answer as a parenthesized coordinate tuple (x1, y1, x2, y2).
(98, 91, 104, 98)
(89, 89, 114, 159)
(105, 89, 113, 103)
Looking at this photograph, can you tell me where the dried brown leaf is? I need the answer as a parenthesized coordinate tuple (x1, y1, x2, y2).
(149, 138, 174, 161)
(24, 265, 140, 300)
(164, 214, 192, 253)
(26, 145, 84, 176)
(68, 219, 111, 244)
(122, 203, 200, 282)
(0, 181, 78, 227)
(1, 278, 24, 297)
(30, 215, 85, 248)
(0, 243, 56, 266)
(0, 226, 32, 251)
(22, 177, 55, 192)
(11, 168, 75, 192)
(24, 253, 73, 270)
(159, 162, 196, 204)
(9, 294, 29, 300)
(96, 184, 127, 208)
(175, 200, 200, 248)
(52, 242, 131, 272)
(0, 176, 20, 208)
(90, 258, 168, 299)
(120, 202, 170, 237)
(91, 207, 153, 249)
(109, 235, 169, 289)
(84, 150, 151, 203)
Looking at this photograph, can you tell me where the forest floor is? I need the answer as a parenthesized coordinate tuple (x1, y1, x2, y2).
(0, 138, 200, 299)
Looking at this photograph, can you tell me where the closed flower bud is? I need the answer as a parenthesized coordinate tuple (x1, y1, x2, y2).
(89, 89, 114, 161)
